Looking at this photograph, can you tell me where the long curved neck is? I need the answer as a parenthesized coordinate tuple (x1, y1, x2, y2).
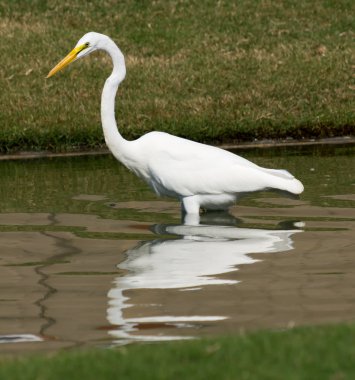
(100, 38, 130, 161)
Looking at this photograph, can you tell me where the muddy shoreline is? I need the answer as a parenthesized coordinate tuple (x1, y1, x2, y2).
(0, 136, 353, 161)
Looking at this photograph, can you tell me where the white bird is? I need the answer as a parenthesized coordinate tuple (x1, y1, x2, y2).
(47, 32, 304, 217)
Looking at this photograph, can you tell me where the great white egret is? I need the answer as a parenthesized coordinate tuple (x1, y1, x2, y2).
(47, 32, 304, 216)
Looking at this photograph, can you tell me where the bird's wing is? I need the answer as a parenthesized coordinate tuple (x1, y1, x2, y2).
(149, 155, 269, 196)
(145, 133, 272, 196)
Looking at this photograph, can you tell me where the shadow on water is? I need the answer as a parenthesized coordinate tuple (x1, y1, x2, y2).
(0, 143, 354, 353)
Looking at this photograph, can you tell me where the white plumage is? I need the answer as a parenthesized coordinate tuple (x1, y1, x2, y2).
(47, 32, 304, 217)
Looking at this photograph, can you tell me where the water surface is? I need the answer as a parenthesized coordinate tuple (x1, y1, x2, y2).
(0, 144, 354, 354)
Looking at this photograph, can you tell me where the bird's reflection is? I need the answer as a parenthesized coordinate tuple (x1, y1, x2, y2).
(107, 213, 303, 344)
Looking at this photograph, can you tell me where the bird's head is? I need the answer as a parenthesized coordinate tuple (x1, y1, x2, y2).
(46, 32, 105, 78)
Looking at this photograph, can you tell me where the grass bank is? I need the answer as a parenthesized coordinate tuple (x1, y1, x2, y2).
(1, 324, 355, 379)
(0, 0, 354, 152)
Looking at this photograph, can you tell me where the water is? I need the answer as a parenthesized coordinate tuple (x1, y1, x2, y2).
(0, 144, 354, 354)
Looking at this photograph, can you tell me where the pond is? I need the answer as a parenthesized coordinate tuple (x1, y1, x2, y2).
(0, 143, 354, 354)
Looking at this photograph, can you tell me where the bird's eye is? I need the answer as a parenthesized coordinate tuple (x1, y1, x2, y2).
(84, 42, 90, 48)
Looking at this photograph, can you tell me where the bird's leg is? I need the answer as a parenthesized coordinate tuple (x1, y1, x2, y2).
(183, 213, 200, 226)
(181, 196, 201, 225)
(182, 196, 200, 214)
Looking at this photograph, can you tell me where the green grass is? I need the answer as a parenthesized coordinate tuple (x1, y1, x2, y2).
(0, 0, 354, 152)
(2, 324, 355, 379)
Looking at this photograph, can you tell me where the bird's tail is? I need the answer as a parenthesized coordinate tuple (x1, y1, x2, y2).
(263, 168, 304, 195)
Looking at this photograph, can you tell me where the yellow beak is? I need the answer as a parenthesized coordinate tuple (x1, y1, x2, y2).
(46, 44, 87, 78)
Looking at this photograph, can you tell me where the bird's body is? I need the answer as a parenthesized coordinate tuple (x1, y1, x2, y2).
(114, 130, 302, 213)
(47, 32, 304, 217)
